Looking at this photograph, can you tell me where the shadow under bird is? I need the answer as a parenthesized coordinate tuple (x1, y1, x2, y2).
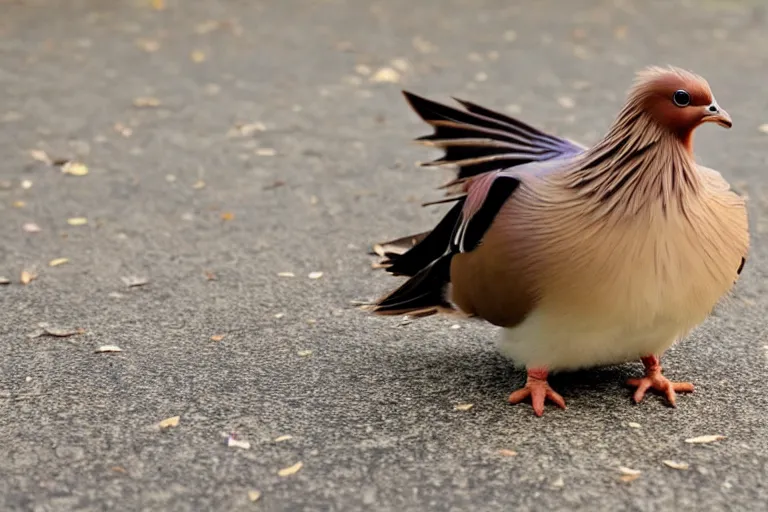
(364, 65, 749, 416)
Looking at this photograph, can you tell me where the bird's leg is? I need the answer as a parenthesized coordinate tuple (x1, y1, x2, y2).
(626, 355, 694, 406)
(508, 367, 566, 417)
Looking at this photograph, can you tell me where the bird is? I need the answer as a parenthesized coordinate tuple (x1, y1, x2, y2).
(364, 65, 749, 416)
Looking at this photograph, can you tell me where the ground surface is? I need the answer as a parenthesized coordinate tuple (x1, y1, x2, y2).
(1, 0, 767, 511)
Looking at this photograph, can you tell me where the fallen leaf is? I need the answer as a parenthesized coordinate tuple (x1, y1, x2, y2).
(61, 162, 89, 176)
(43, 327, 85, 337)
(158, 416, 180, 429)
(133, 96, 161, 108)
(454, 403, 473, 411)
(193, 180, 206, 189)
(20, 270, 36, 285)
(211, 334, 226, 342)
(663, 460, 689, 470)
(21, 180, 33, 189)
(758, 124, 768, 134)
(618, 466, 641, 476)
(111, 466, 127, 473)
(450, 324, 461, 330)
(48, 258, 69, 267)
(277, 272, 295, 277)
(620, 474, 640, 483)
(191, 50, 206, 63)
(248, 490, 261, 502)
(498, 449, 518, 457)
(274, 313, 285, 319)
(121, 276, 149, 287)
(308, 271, 323, 279)
(274, 435, 293, 442)
(255, 148, 276, 156)
(67, 217, 88, 226)
(0, 277, 9, 285)
(277, 462, 303, 477)
(297, 350, 312, 357)
(220, 212, 235, 221)
(685, 435, 726, 444)
(95, 345, 123, 353)
(227, 436, 251, 450)
(30, 149, 51, 164)
(551, 477, 564, 488)
(627, 422, 641, 429)
(370, 67, 401, 83)
(22, 222, 41, 233)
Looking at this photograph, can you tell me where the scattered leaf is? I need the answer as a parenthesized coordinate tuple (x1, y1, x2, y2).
(308, 271, 323, 279)
(193, 180, 206, 189)
(274, 313, 285, 319)
(43, 327, 85, 337)
(255, 148, 277, 156)
(450, 324, 461, 330)
(663, 460, 689, 470)
(277, 462, 303, 477)
(48, 258, 69, 267)
(20, 270, 36, 285)
(0, 277, 9, 285)
(67, 217, 88, 226)
(133, 96, 161, 108)
(220, 212, 235, 221)
(248, 490, 261, 502)
(227, 436, 251, 450)
(191, 50, 206, 63)
(277, 272, 295, 278)
(370, 67, 401, 83)
(758, 124, 768, 134)
(121, 276, 149, 287)
(297, 350, 312, 357)
(30, 149, 51, 164)
(22, 222, 41, 233)
(211, 334, 226, 342)
(454, 403, 473, 411)
(618, 466, 641, 476)
(551, 477, 564, 488)
(627, 422, 641, 429)
(95, 345, 123, 353)
(111, 466, 127, 473)
(61, 162, 89, 176)
(620, 474, 640, 483)
(158, 416, 180, 429)
(685, 435, 726, 444)
(274, 435, 293, 443)
(498, 449, 518, 457)
(21, 180, 33, 189)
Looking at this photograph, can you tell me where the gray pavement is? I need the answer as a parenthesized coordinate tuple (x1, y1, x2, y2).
(1, 0, 767, 510)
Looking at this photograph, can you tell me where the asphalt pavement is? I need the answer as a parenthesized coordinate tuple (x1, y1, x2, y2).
(1, 0, 767, 511)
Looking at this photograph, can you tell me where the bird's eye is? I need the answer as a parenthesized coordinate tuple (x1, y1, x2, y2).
(673, 90, 690, 107)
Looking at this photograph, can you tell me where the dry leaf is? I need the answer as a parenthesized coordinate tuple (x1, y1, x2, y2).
(274, 435, 293, 442)
(21, 180, 33, 189)
(277, 462, 303, 477)
(758, 124, 768, 134)
(618, 466, 641, 476)
(685, 435, 726, 444)
(308, 271, 323, 279)
(158, 416, 180, 429)
(454, 403, 473, 411)
(227, 436, 251, 450)
(255, 148, 276, 156)
(248, 490, 261, 502)
(30, 149, 51, 164)
(220, 212, 235, 221)
(498, 449, 517, 457)
(67, 217, 88, 226)
(0, 276, 10, 285)
(192, 180, 206, 189)
(95, 345, 123, 353)
(43, 327, 85, 337)
(211, 334, 226, 342)
(20, 270, 36, 285)
(627, 422, 641, 429)
(551, 477, 564, 488)
(111, 466, 127, 473)
(370, 67, 401, 83)
(48, 258, 69, 267)
(133, 96, 161, 108)
(121, 276, 149, 287)
(297, 350, 312, 357)
(23, 222, 41, 233)
(663, 460, 689, 470)
(620, 474, 640, 483)
(62, 162, 89, 176)
(277, 272, 295, 277)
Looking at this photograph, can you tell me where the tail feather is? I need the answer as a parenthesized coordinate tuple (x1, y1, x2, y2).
(369, 255, 454, 317)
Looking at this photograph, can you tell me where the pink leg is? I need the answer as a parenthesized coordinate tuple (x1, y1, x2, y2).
(508, 368, 566, 417)
(626, 355, 694, 406)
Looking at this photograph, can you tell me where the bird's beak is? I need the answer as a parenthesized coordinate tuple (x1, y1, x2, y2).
(702, 102, 732, 128)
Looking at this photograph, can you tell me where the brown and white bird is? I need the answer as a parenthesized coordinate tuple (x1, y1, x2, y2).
(366, 66, 749, 416)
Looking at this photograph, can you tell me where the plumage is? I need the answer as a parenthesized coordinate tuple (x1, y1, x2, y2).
(365, 66, 749, 415)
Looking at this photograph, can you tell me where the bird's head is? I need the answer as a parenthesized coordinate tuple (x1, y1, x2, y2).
(631, 66, 731, 139)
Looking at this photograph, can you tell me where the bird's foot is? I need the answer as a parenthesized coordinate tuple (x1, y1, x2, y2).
(508, 368, 566, 417)
(626, 355, 694, 406)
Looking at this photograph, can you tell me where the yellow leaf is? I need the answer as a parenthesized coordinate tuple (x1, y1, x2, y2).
(20, 270, 36, 285)
(67, 217, 88, 226)
(248, 490, 261, 502)
(62, 162, 89, 176)
(277, 461, 303, 477)
(158, 416, 180, 429)
(48, 258, 69, 267)
(454, 403, 473, 411)
(210, 334, 225, 342)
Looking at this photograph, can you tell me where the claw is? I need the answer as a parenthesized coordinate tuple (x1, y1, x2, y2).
(627, 355, 694, 407)
(508, 368, 566, 417)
